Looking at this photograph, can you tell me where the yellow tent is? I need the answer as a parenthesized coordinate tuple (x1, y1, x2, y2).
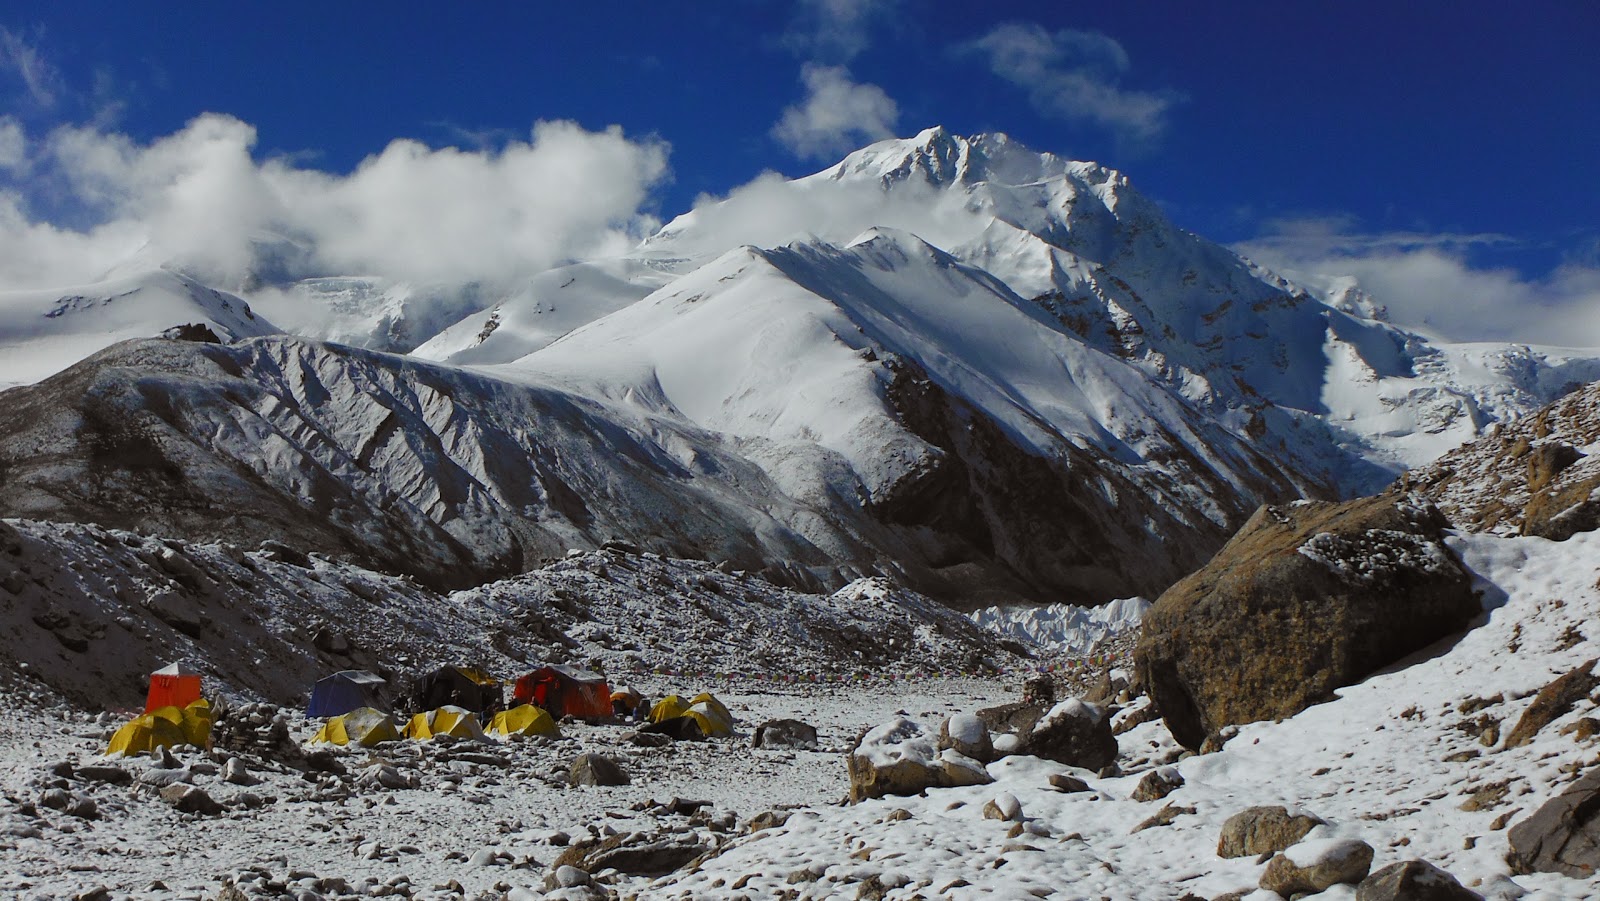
(686, 693, 734, 738)
(403, 705, 488, 742)
(487, 704, 560, 739)
(649, 694, 691, 723)
(310, 707, 400, 747)
(106, 700, 212, 757)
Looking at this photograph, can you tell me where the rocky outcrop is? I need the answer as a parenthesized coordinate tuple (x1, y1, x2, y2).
(1402, 380, 1600, 539)
(1507, 767, 1600, 877)
(1135, 496, 1480, 749)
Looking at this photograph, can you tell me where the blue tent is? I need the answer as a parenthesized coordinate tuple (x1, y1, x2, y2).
(307, 670, 388, 718)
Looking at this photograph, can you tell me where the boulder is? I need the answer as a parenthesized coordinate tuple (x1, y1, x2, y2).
(1131, 767, 1184, 802)
(1024, 699, 1118, 771)
(1355, 859, 1484, 900)
(1507, 767, 1600, 877)
(158, 784, 222, 816)
(1217, 806, 1326, 859)
(1261, 838, 1374, 896)
(848, 718, 991, 803)
(143, 590, 203, 637)
(568, 753, 629, 787)
(939, 713, 993, 763)
(1135, 497, 1479, 749)
(1504, 659, 1600, 748)
(76, 765, 132, 786)
(975, 697, 1116, 771)
(1047, 773, 1091, 794)
(752, 718, 819, 751)
(554, 832, 707, 877)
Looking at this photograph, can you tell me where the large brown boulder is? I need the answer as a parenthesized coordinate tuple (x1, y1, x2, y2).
(1507, 767, 1600, 878)
(1135, 496, 1479, 749)
(1217, 806, 1325, 859)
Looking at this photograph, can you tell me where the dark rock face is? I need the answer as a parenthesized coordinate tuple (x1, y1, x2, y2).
(878, 356, 1311, 608)
(1355, 859, 1483, 901)
(1508, 768, 1600, 878)
(1135, 496, 1480, 749)
(975, 698, 1117, 771)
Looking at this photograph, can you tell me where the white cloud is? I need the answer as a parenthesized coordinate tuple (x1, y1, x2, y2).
(1236, 219, 1600, 347)
(0, 117, 25, 172)
(964, 22, 1174, 145)
(782, 0, 897, 63)
(772, 65, 900, 161)
(0, 114, 670, 291)
(0, 26, 60, 108)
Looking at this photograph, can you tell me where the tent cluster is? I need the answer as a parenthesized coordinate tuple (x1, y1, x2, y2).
(103, 662, 738, 757)
(306, 665, 613, 748)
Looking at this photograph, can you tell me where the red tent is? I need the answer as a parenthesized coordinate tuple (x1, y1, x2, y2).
(513, 666, 611, 720)
(145, 663, 202, 712)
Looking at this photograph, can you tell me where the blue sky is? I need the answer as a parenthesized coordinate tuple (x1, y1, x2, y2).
(1, 2, 1596, 337)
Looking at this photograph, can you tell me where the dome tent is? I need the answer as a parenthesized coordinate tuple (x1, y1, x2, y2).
(310, 707, 400, 747)
(307, 670, 388, 718)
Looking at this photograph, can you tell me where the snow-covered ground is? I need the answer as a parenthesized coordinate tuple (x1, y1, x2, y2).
(5, 527, 1600, 899)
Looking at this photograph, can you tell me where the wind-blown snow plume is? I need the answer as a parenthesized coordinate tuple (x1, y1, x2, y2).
(0, 114, 670, 291)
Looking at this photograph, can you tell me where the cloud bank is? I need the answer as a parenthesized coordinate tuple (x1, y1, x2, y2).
(965, 23, 1175, 145)
(0, 114, 670, 291)
(772, 65, 900, 161)
(1237, 218, 1600, 347)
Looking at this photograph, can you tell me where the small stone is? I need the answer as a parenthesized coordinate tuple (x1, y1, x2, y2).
(1047, 773, 1091, 793)
(982, 792, 1022, 822)
(39, 788, 71, 811)
(223, 758, 257, 786)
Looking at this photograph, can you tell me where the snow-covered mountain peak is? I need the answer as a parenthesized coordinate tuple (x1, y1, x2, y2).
(815, 127, 1129, 201)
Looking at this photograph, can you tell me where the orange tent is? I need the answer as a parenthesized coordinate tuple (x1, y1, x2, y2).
(513, 666, 611, 720)
(145, 663, 202, 713)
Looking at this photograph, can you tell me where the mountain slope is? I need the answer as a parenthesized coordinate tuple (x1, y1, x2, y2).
(504, 228, 1318, 603)
(0, 269, 279, 389)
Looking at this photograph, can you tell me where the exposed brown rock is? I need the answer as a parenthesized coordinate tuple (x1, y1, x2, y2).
(1504, 660, 1600, 748)
(1135, 496, 1479, 749)
(1216, 806, 1325, 859)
